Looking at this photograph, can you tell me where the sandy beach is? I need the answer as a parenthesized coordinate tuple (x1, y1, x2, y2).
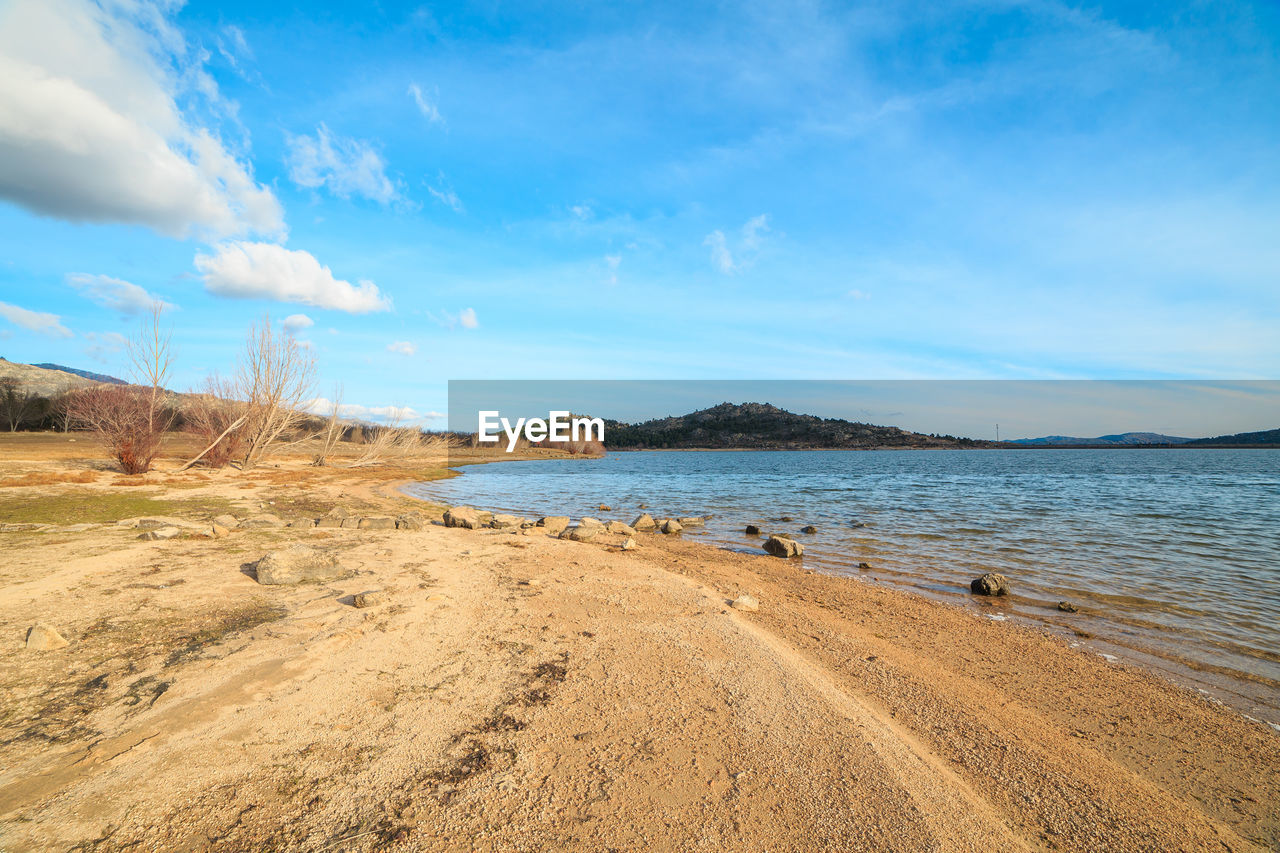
(1, 434, 1278, 852)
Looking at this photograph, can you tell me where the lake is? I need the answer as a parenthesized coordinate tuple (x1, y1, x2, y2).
(407, 448, 1280, 725)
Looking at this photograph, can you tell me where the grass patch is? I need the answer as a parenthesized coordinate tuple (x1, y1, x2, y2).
(0, 471, 99, 487)
(0, 492, 237, 525)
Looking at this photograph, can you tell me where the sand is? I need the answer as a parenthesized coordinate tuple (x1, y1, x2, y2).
(1, 434, 1277, 851)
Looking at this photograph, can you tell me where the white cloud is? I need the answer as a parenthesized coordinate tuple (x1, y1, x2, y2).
(285, 124, 398, 205)
(84, 330, 127, 362)
(459, 308, 479, 329)
(704, 214, 770, 274)
(0, 301, 72, 337)
(427, 308, 480, 330)
(304, 396, 444, 425)
(67, 273, 170, 315)
(427, 173, 463, 212)
(407, 83, 442, 122)
(0, 0, 284, 240)
(282, 313, 314, 333)
(571, 204, 593, 220)
(194, 242, 391, 313)
(387, 340, 417, 356)
(704, 230, 735, 274)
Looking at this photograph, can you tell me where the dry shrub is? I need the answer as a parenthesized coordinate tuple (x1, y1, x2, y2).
(69, 385, 169, 475)
(348, 427, 447, 468)
(183, 376, 246, 468)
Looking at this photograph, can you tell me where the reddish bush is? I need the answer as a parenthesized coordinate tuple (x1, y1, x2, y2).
(68, 385, 169, 474)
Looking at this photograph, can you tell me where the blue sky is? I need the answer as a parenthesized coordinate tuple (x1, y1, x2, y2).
(1, 0, 1278, 430)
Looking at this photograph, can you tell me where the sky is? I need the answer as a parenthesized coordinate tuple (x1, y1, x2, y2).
(1, 0, 1278, 434)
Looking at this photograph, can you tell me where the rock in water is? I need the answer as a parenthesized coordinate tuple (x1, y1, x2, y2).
(443, 506, 492, 529)
(762, 535, 803, 558)
(677, 516, 705, 527)
(537, 516, 570, 535)
(970, 573, 1011, 596)
(745, 524, 761, 535)
(26, 624, 69, 650)
(801, 525, 818, 534)
(255, 546, 345, 585)
(1057, 601, 1079, 613)
(730, 594, 759, 612)
(632, 513, 657, 531)
(659, 519, 683, 534)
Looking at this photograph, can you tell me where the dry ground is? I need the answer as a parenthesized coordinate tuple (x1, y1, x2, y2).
(0, 433, 1277, 852)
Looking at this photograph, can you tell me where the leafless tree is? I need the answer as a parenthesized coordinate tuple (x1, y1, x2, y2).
(236, 317, 317, 469)
(0, 377, 35, 432)
(182, 375, 248, 468)
(312, 385, 348, 466)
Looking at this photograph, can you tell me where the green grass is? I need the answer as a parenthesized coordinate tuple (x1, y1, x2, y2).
(0, 492, 237, 525)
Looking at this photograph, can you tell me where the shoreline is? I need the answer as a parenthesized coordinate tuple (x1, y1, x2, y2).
(1, 434, 1277, 849)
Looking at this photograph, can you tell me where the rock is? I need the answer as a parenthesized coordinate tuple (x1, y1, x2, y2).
(210, 523, 230, 538)
(489, 514, 526, 529)
(850, 520, 866, 529)
(1057, 601, 1079, 613)
(340, 517, 361, 528)
(659, 519, 683, 534)
(621, 537, 638, 551)
(598, 504, 611, 511)
(239, 514, 284, 529)
(800, 525, 818, 534)
(578, 516, 601, 527)
(858, 561, 871, 570)
(632, 513, 657, 531)
(605, 521, 636, 536)
(677, 516, 705, 527)
(255, 545, 346, 585)
(762, 535, 803, 558)
(744, 524, 761, 535)
(970, 573, 1010, 596)
(353, 590, 386, 608)
(396, 513, 426, 531)
(537, 516, 570, 535)
(286, 517, 314, 528)
(358, 516, 396, 530)
(213, 514, 240, 530)
(444, 506, 492, 529)
(137, 527, 181, 541)
(778, 516, 794, 523)
(562, 522, 602, 542)
(730, 594, 759, 612)
(25, 624, 69, 650)
(134, 517, 172, 531)
(315, 507, 351, 529)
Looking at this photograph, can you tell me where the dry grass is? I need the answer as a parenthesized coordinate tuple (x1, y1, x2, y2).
(0, 471, 98, 488)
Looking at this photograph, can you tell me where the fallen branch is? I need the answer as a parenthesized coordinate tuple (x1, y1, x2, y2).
(176, 416, 247, 472)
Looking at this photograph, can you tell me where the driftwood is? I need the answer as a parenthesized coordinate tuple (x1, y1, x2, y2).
(175, 416, 247, 472)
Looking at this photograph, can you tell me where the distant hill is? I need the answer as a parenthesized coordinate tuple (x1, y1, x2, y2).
(32, 363, 126, 385)
(602, 402, 991, 450)
(0, 358, 106, 396)
(1184, 428, 1280, 446)
(1011, 432, 1192, 446)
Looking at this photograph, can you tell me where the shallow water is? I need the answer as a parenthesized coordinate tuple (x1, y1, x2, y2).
(408, 448, 1280, 724)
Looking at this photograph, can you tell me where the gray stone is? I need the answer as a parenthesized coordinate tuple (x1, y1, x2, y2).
(213, 514, 240, 530)
(632, 513, 657, 531)
(762, 535, 803, 558)
(444, 506, 492, 529)
(730, 594, 759, 612)
(137, 527, 181, 541)
(970, 572, 1010, 596)
(537, 516, 571, 535)
(358, 516, 396, 530)
(562, 522, 602, 542)
(255, 545, 346, 585)
(25, 623, 69, 650)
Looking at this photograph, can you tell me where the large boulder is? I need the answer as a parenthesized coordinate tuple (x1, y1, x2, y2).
(358, 516, 396, 530)
(255, 545, 346, 585)
(444, 506, 492, 529)
(970, 573, 1010, 596)
(632, 513, 656, 531)
(762, 535, 803, 558)
(25, 624, 69, 651)
(537, 516, 571, 535)
(396, 513, 426, 531)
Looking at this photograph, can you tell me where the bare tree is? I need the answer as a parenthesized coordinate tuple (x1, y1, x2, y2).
(0, 377, 34, 432)
(68, 308, 176, 473)
(312, 385, 348, 466)
(236, 317, 317, 469)
(182, 375, 248, 468)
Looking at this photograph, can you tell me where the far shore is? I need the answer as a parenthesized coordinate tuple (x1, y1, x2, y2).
(1, 432, 1277, 851)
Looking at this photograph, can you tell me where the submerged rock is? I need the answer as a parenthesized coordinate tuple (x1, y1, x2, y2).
(255, 545, 345, 585)
(744, 524, 761, 535)
(970, 572, 1010, 596)
(800, 525, 818, 534)
(1057, 601, 1079, 613)
(763, 535, 803, 558)
(677, 516, 705, 527)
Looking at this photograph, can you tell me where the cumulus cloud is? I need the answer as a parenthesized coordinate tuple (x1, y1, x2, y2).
(304, 397, 444, 425)
(282, 313, 314, 333)
(387, 340, 417, 356)
(0, 0, 284, 240)
(704, 214, 770, 275)
(67, 273, 171, 315)
(84, 330, 127, 362)
(194, 242, 392, 313)
(286, 124, 398, 204)
(407, 83, 442, 122)
(458, 308, 479, 329)
(0, 301, 72, 337)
